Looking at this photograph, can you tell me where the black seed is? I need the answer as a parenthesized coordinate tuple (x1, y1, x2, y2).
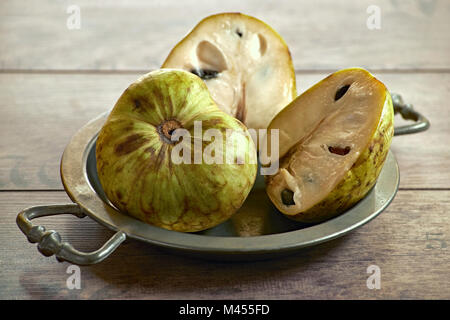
(335, 84, 350, 101)
(236, 29, 243, 37)
(281, 189, 295, 206)
(190, 69, 219, 80)
(328, 145, 351, 156)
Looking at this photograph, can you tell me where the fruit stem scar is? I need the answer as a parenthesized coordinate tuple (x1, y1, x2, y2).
(157, 119, 183, 144)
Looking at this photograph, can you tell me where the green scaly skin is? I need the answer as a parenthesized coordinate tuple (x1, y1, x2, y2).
(96, 69, 257, 232)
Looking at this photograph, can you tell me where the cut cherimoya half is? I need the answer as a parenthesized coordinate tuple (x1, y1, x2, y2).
(263, 68, 394, 223)
(162, 12, 296, 130)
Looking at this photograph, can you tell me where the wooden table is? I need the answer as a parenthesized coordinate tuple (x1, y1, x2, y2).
(1, 0, 449, 299)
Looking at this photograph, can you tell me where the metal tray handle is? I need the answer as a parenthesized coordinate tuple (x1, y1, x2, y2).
(16, 204, 126, 265)
(392, 93, 430, 136)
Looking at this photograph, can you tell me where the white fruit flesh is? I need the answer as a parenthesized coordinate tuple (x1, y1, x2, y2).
(162, 13, 296, 130)
(265, 68, 387, 215)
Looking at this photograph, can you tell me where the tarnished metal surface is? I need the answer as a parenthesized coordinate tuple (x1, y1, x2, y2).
(51, 112, 399, 262)
(18, 91, 430, 264)
(16, 204, 126, 265)
(392, 93, 430, 135)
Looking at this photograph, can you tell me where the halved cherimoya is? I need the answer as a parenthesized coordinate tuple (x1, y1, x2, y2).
(263, 68, 394, 223)
(162, 12, 296, 131)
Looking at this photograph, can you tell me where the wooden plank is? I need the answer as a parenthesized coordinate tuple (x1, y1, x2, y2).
(0, 190, 448, 299)
(1, 0, 450, 71)
(1, 72, 448, 190)
(0, 73, 138, 189)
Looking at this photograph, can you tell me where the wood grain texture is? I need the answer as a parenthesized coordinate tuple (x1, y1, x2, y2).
(0, 73, 137, 190)
(1, 0, 449, 301)
(1, 0, 450, 71)
(0, 190, 448, 299)
(1, 72, 448, 190)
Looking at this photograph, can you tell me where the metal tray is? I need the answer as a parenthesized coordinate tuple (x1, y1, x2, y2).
(16, 93, 429, 264)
